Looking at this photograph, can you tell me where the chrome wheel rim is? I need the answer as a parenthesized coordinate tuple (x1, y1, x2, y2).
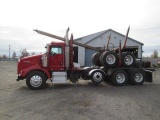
(30, 75, 42, 87)
(124, 55, 133, 65)
(106, 54, 116, 65)
(93, 72, 103, 82)
(134, 73, 143, 82)
(116, 73, 125, 83)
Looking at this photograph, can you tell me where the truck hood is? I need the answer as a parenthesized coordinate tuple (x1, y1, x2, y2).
(20, 54, 42, 63)
(17, 55, 42, 74)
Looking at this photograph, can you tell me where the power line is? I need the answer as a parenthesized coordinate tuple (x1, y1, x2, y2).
(114, 27, 160, 31)
(132, 27, 160, 31)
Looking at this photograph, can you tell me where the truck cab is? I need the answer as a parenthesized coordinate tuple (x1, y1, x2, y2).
(17, 41, 69, 89)
(46, 42, 66, 71)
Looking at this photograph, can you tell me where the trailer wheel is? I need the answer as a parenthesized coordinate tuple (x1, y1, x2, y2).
(122, 52, 135, 68)
(26, 71, 46, 90)
(101, 51, 118, 68)
(92, 52, 102, 66)
(129, 69, 145, 85)
(91, 70, 104, 85)
(111, 70, 128, 86)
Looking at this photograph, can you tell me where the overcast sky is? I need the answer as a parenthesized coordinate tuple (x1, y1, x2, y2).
(0, 0, 160, 57)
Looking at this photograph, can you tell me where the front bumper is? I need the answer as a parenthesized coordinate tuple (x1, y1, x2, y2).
(16, 75, 24, 81)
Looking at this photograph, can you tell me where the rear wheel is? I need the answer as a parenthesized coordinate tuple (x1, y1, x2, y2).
(26, 71, 46, 90)
(129, 69, 145, 85)
(110, 70, 128, 86)
(91, 70, 105, 85)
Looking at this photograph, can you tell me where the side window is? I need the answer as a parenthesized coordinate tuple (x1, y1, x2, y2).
(50, 46, 62, 55)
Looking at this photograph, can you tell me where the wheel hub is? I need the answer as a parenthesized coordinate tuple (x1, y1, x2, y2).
(93, 72, 102, 82)
(124, 55, 133, 65)
(116, 73, 125, 83)
(106, 54, 116, 64)
(134, 73, 143, 82)
(30, 75, 42, 87)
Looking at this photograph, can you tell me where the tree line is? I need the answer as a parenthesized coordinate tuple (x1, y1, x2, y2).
(0, 49, 42, 59)
(143, 50, 159, 58)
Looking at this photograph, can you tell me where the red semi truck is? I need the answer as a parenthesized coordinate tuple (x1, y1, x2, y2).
(16, 28, 153, 90)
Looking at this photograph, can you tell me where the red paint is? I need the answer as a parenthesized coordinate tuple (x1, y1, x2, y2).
(17, 42, 66, 79)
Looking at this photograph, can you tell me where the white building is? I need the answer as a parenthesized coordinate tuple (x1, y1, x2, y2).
(73, 29, 144, 66)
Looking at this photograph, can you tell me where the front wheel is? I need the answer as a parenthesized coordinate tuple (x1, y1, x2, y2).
(26, 71, 46, 90)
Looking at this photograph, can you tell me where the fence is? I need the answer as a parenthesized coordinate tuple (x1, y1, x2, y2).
(142, 58, 160, 67)
(0, 58, 18, 62)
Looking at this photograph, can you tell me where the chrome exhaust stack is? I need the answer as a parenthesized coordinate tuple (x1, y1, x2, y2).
(64, 28, 70, 68)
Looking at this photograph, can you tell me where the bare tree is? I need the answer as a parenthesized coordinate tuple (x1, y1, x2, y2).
(12, 51, 16, 59)
(20, 49, 30, 58)
(151, 50, 158, 58)
(31, 52, 36, 55)
(2, 54, 7, 59)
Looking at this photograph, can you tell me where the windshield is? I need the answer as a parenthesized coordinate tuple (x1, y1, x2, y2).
(50, 46, 62, 55)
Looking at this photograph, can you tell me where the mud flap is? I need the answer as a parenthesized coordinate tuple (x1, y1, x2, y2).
(144, 70, 153, 82)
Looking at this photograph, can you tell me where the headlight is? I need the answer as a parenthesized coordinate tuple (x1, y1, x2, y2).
(41, 54, 48, 67)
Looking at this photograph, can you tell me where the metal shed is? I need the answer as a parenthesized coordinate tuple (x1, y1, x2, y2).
(74, 29, 144, 66)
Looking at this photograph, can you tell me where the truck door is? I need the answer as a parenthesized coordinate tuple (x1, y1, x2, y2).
(49, 46, 65, 70)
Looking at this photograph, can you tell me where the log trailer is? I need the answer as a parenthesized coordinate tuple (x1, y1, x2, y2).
(16, 27, 153, 90)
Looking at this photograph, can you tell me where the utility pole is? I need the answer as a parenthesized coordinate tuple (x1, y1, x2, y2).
(9, 45, 10, 62)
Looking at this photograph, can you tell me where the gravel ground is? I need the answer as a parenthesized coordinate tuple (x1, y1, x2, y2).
(0, 61, 160, 120)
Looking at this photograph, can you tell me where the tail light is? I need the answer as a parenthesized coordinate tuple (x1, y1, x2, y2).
(41, 54, 48, 67)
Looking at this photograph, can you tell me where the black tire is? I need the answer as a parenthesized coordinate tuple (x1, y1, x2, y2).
(122, 52, 135, 68)
(91, 52, 102, 66)
(100, 51, 106, 65)
(129, 69, 145, 85)
(104, 76, 110, 83)
(110, 70, 128, 86)
(26, 71, 46, 90)
(101, 51, 118, 68)
(91, 70, 105, 85)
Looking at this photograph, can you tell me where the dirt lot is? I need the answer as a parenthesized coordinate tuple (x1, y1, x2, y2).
(0, 61, 160, 120)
